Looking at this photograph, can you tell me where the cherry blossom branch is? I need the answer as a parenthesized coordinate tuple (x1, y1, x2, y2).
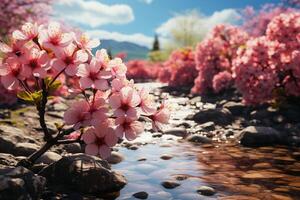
(49, 68, 65, 86)
(17, 127, 75, 168)
(38, 79, 52, 141)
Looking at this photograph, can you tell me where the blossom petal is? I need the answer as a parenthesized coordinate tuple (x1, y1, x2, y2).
(85, 144, 98, 156)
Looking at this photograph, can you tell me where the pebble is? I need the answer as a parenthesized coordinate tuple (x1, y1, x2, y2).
(196, 186, 216, 196)
(160, 154, 173, 160)
(133, 191, 148, 199)
(186, 135, 212, 144)
(129, 145, 139, 150)
(161, 181, 180, 189)
(106, 152, 124, 164)
(36, 152, 62, 165)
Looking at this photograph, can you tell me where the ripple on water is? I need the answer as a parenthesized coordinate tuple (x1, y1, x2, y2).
(113, 136, 300, 199)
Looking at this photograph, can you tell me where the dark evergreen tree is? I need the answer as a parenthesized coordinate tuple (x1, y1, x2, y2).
(152, 34, 160, 51)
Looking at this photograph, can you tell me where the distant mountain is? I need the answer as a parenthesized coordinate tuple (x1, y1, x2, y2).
(93, 39, 150, 61)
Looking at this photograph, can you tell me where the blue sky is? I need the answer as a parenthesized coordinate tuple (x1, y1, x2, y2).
(54, 0, 282, 47)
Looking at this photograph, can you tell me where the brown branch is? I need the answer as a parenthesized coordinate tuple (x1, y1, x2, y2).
(17, 128, 75, 168)
(38, 79, 52, 142)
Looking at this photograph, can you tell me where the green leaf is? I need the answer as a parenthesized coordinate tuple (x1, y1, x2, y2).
(49, 80, 62, 92)
(17, 91, 33, 102)
(31, 91, 43, 104)
(45, 77, 62, 92)
(54, 122, 64, 130)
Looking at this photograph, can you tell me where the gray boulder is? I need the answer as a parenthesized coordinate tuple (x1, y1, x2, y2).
(0, 166, 46, 200)
(40, 153, 127, 194)
(239, 126, 282, 147)
(193, 108, 233, 125)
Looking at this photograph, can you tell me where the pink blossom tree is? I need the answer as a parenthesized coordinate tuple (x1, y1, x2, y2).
(241, 4, 296, 37)
(158, 47, 197, 87)
(0, 0, 52, 38)
(192, 24, 249, 94)
(234, 12, 300, 105)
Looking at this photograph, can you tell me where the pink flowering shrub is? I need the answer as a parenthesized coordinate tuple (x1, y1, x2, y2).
(233, 37, 281, 104)
(212, 71, 233, 93)
(0, 21, 170, 165)
(126, 60, 161, 81)
(234, 12, 300, 104)
(241, 4, 295, 37)
(158, 47, 197, 87)
(192, 25, 249, 94)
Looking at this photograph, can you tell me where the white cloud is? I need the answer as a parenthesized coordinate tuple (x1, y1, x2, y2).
(139, 0, 153, 4)
(87, 30, 153, 48)
(156, 9, 240, 41)
(54, 0, 134, 28)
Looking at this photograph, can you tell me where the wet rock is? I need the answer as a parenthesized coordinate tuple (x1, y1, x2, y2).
(0, 125, 34, 154)
(40, 154, 126, 194)
(0, 153, 18, 168)
(36, 152, 62, 165)
(223, 101, 245, 116)
(176, 122, 192, 128)
(239, 126, 282, 147)
(160, 154, 173, 160)
(250, 109, 275, 120)
(14, 142, 39, 156)
(63, 143, 82, 154)
(199, 121, 215, 131)
(106, 152, 124, 164)
(174, 174, 188, 181)
(197, 186, 216, 196)
(189, 96, 201, 105)
(129, 145, 139, 150)
(192, 108, 233, 125)
(186, 135, 212, 144)
(133, 191, 148, 199)
(0, 166, 46, 200)
(161, 181, 180, 189)
(164, 128, 188, 137)
(152, 133, 162, 138)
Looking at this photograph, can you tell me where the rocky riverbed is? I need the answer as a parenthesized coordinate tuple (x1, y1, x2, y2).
(0, 82, 300, 199)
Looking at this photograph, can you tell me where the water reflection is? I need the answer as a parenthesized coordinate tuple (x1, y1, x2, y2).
(113, 133, 300, 199)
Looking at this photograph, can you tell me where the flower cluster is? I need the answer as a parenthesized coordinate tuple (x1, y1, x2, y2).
(158, 47, 197, 87)
(234, 12, 300, 104)
(233, 37, 281, 104)
(0, 22, 170, 159)
(192, 25, 249, 94)
(241, 5, 295, 37)
(126, 60, 161, 81)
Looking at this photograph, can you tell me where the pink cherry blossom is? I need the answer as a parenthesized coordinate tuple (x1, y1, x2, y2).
(52, 43, 88, 76)
(75, 33, 100, 50)
(39, 22, 74, 53)
(115, 116, 144, 141)
(77, 58, 111, 90)
(88, 95, 109, 127)
(109, 58, 127, 78)
(21, 47, 50, 78)
(82, 126, 118, 158)
(109, 86, 141, 119)
(0, 58, 30, 90)
(64, 100, 91, 130)
(139, 88, 156, 115)
(150, 102, 170, 131)
(12, 22, 39, 42)
(0, 39, 28, 60)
